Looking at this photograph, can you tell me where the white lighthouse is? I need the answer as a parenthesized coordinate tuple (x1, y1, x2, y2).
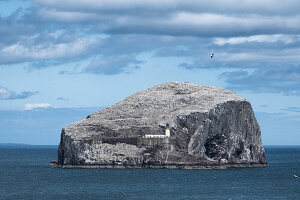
(165, 123, 170, 137)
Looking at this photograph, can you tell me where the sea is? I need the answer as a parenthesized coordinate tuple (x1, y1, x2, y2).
(0, 146, 299, 200)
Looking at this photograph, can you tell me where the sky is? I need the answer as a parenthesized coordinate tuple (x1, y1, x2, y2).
(0, 0, 300, 145)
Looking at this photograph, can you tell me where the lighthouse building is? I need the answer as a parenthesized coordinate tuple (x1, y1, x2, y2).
(144, 123, 171, 138)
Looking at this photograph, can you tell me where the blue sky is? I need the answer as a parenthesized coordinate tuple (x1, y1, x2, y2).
(0, 0, 300, 145)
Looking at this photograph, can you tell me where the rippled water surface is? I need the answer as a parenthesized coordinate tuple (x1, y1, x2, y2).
(0, 146, 299, 200)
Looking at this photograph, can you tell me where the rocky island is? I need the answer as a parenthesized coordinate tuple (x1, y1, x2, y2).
(51, 82, 267, 169)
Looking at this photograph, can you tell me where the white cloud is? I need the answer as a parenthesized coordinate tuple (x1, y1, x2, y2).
(0, 87, 16, 100)
(2, 0, 300, 77)
(24, 103, 51, 110)
(0, 86, 38, 100)
(0, 36, 100, 64)
(214, 34, 298, 45)
(30, 0, 300, 37)
(38, 8, 98, 22)
(84, 54, 142, 75)
(49, 12, 300, 37)
(33, 0, 300, 15)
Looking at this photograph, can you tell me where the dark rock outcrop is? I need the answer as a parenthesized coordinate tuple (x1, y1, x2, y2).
(54, 82, 267, 168)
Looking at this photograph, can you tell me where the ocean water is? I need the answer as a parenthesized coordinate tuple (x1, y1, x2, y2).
(0, 146, 299, 200)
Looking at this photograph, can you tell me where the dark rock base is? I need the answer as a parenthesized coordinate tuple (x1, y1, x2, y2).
(50, 160, 267, 169)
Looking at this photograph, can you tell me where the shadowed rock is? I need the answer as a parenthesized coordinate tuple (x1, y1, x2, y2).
(55, 81, 267, 168)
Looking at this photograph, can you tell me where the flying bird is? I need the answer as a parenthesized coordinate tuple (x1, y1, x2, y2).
(210, 53, 214, 59)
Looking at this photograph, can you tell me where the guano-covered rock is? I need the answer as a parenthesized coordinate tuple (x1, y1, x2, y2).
(53, 82, 267, 169)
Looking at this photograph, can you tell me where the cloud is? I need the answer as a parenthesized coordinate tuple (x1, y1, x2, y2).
(0, 36, 100, 65)
(56, 97, 69, 101)
(24, 103, 51, 110)
(28, 0, 300, 37)
(214, 34, 297, 46)
(177, 35, 300, 71)
(33, 0, 300, 16)
(83, 55, 142, 75)
(37, 8, 98, 22)
(219, 65, 300, 95)
(0, 86, 38, 100)
(0, 0, 300, 94)
(37, 10, 300, 37)
(178, 62, 207, 70)
(281, 107, 300, 113)
(59, 70, 77, 75)
(2, 1, 300, 61)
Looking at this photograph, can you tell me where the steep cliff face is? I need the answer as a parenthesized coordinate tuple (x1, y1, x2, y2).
(56, 82, 267, 168)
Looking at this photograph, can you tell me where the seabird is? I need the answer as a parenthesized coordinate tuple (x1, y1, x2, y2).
(210, 53, 214, 59)
(294, 175, 298, 178)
